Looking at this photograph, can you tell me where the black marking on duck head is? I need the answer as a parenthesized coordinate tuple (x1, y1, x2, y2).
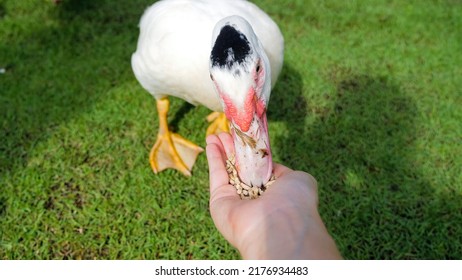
(211, 25, 252, 70)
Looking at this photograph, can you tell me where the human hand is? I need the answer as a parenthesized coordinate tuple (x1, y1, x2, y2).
(206, 132, 342, 259)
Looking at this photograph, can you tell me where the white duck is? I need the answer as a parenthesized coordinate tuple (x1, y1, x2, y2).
(131, 0, 284, 187)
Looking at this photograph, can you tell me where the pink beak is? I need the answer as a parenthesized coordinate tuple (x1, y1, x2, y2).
(230, 111, 273, 187)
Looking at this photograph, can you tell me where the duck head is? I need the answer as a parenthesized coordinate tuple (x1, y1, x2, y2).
(209, 16, 273, 188)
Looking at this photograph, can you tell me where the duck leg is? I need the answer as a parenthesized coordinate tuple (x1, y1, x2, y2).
(206, 111, 230, 136)
(150, 97, 203, 176)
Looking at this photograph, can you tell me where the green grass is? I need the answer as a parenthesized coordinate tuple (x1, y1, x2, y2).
(1, 0, 461, 259)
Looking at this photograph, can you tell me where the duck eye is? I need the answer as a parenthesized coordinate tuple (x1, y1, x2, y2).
(256, 64, 261, 73)
(209, 73, 214, 81)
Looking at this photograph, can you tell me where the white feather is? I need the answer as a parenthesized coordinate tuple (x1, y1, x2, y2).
(131, 0, 284, 112)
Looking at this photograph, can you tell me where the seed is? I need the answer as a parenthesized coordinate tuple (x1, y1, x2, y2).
(226, 153, 276, 200)
(240, 182, 250, 190)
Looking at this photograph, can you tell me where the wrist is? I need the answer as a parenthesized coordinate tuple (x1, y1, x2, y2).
(237, 207, 311, 259)
(238, 210, 341, 259)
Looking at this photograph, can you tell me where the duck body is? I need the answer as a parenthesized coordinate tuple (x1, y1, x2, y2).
(131, 0, 284, 185)
(132, 0, 283, 111)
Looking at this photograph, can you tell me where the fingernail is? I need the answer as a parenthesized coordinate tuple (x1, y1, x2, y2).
(205, 134, 214, 144)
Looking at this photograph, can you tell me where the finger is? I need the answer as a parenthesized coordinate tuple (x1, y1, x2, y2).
(205, 133, 219, 145)
(206, 134, 225, 158)
(206, 134, 241, 201)
(206, 139, 242, 240)
(206, 140, 241, 199)
(273, 162, 294, 177)
(205, 142, 230, 190)
(216, 132, 235, 158)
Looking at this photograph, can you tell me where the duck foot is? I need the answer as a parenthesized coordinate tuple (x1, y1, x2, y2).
(149, 97, 203, 176)
(206, 111, 230, 136)
(150, 132, 203, 176)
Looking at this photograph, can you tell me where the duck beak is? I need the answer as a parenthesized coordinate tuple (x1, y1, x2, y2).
(230, 111, 273, 187)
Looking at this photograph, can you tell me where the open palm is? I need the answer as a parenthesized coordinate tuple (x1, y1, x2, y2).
(206, 133, 341, 259)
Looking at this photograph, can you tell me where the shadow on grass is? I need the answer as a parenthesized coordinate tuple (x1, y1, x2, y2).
(0, 196, 6, 217)
(56, 0, 101, 15)
(269, 65, 462, 259)
(169, 102, 196, 132)
(0, 3, 5, 19)
(268, 64, 307, 161)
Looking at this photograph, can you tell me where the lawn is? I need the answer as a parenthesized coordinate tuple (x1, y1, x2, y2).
(1, 0, 461, 259)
